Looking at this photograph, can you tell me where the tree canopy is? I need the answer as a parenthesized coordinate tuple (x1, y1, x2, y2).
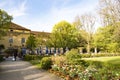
(0, 9, 13, 39)
(26, 35, 37, 50)
(48, 21, 79, 52)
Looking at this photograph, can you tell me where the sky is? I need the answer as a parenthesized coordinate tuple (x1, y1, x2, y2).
(0, 0, 99, 32)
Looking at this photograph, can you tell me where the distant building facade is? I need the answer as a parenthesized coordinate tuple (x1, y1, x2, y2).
(0, 22, 50, 49)
(0, 22, 31, 49)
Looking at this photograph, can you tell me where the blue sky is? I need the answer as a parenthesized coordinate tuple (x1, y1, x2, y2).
(0, 0, 99, 32)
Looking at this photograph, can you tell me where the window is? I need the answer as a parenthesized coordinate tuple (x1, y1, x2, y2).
(9, 38, 13, 43)
(21, 38, 25, 44)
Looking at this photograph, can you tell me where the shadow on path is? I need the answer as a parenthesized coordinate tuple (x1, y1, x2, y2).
(0, 57, 62, 80)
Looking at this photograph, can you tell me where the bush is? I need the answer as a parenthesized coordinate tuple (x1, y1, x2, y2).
(81, 54, 91, 58)
(104, 62, 120, 70)
(24, 55, 43, 61)
(87, 60, 104, 69)
(65, 49, 82, 65)
(30, 60, 40, 65)
(40, 57, 52, 70)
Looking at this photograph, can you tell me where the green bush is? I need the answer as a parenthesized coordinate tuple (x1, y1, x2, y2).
(87, 60, 104, 69)
(24, 55, 43, 61)
(40, 57, 52, 70)
(65, 49, 81, 64)
(30, 60, 40, 65)
(104, 62, 120, 71)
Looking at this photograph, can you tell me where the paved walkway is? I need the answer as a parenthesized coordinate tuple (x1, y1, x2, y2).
(0, 57, 63, 80)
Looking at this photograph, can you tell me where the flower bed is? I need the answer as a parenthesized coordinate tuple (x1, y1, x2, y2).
(50, 63, 120, 80)
(49, 49, 120, 80)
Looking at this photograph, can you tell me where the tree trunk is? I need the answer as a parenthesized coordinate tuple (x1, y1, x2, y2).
(87, 42, 90, 54)
(94, 47, 97, 54)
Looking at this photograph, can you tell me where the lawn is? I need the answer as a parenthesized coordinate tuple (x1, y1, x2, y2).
(83, 56, 120, 62)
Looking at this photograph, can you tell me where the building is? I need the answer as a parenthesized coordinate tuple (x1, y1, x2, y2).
(0, 22, 51, 49)
(0, 22, 31, 49)
(0, 22, 51, 55)
(31, 31, 50, 44)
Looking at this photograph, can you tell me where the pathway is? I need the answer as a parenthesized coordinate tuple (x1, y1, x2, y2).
(0, 57, 62, 80)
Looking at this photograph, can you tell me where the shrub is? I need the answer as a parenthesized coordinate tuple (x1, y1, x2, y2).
(30, 60, 40, 65)
(87, 60, 104, 69)
(81, 54, 91, 58)
(40, 57, 52, 70)
(51, 55, 66, 67)
(104, 61, 120, 70)
(24, 55, 43, 61)
(65, 49, 81, 64)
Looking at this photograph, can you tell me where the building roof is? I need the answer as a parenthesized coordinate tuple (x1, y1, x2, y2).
(10, 22, 31, 31)
(31, 31, 50, 35)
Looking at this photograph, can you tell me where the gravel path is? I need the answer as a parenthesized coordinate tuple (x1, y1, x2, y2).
(0, 57, 62, 80)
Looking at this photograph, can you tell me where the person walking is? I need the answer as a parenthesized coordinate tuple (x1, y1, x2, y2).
(13, 48, 18, 61)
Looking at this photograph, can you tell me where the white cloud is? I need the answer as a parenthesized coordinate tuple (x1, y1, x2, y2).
(8, 0, 27, 17)
(6, 0, 99, 32)
(21, 1, 99, 32)
(0, 0, 27, 18)
(38, 1, 99, 32)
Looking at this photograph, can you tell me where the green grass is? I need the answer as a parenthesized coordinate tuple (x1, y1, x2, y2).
(83, 56, 120, 61)
(83, 56, 120, 67)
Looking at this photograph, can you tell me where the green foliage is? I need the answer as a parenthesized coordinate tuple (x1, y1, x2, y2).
(65, 49, 82, 65)
(30, 60, 40, 65)
(87, 60, 104, 69)
(65, 49, 81, 60)
(24, 55, 43, 61)
(94, 24, 120, 53)
(40, 57, 52, 70)
(49, 21, 78, 49)
(104, 58, 120, 70)
(50, 55, 120, 79)
(94, 26, 114, 52)
(26, 35, 37, 50)
(0, 9, 13, 39)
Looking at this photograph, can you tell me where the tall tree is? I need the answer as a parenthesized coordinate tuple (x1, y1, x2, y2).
(49, 21, 78, 52)
(99, 0, 120, 26)
(97, 0, 120, 53)
(73, 16, 87, 47)
(26, 35, 37, 50)
(0, 9, 12, 39)
(94, 25, 120, 53)
(80, 14, 96, 53)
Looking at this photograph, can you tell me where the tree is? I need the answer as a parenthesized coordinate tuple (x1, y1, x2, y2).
(0, 9, 12, 39)
(49, 21, 78, 52)
(73, 16, 87, 47)
(26, 35, 37, 50)
(94, 25, 120, 53)
(99, 0, 120, 26)
(97, 0, 120, 53)
(74, 14, 95, 53)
